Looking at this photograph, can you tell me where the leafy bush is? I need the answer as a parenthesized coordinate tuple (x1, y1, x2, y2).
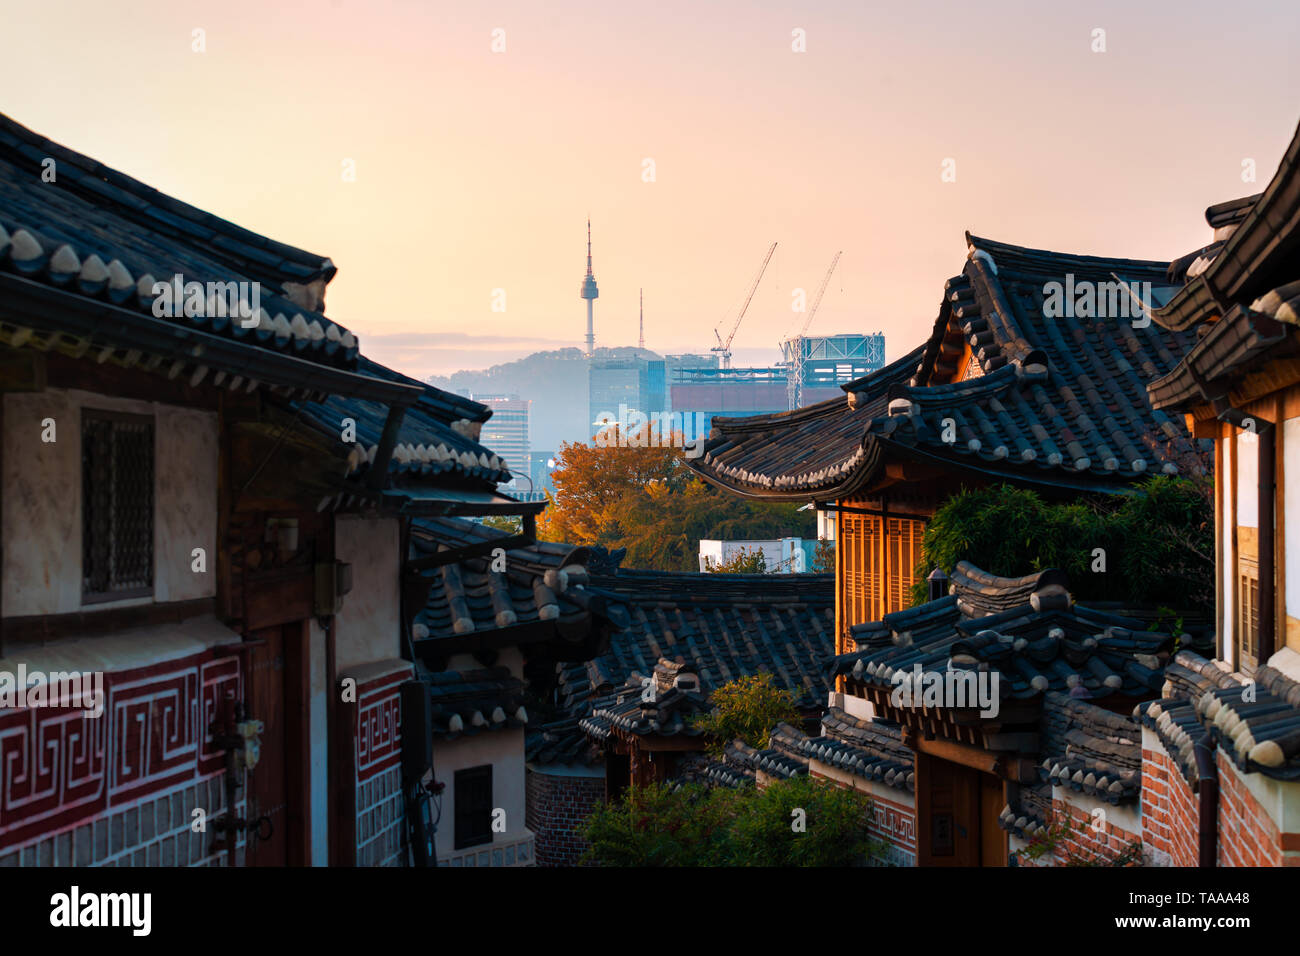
(704, 547, 768, 574)
(908, 477, 1212, 616)
(580, 776, 883, 867)
(691, 673, 801, 754)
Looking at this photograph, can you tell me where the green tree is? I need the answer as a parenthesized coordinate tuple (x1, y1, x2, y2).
(580, 776, 882, 867)
(691, 673, 801, 754)
(908, 477, 1212, 617)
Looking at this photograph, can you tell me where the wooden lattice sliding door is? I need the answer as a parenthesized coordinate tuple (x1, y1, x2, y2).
(887, 518, 925, 612)
(837, 508, 928, 653)
(840, 512, 882, 644)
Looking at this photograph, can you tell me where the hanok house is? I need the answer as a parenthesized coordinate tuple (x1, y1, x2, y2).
(1136, 115, 1300, 865)
(0, 111, 536, 866)
(683, 230, 1215, 866)
(524, 563, 835, 865)
(832, 561, 1195, 866)
(401, 516, 615, 867)
(687, 232, 1204, 652)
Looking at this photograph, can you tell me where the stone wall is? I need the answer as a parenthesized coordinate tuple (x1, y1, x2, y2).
(525, 766, 604, 866)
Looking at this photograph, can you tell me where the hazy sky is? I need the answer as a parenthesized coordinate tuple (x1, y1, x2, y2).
(3, 0, 1297, 379)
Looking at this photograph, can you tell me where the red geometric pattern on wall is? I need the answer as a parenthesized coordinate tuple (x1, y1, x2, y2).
(355, 667, 410, 783)
(0, 649, 240, 851)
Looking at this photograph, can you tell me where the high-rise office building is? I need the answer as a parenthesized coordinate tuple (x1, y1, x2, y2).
(588, 357, 665, 440)
(472, 393, 530, 483)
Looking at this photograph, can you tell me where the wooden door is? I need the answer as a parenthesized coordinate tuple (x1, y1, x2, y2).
(918, 754, 978, 866)
(918, 755, 1006, 866)
(246, 626, 288, 865)
(978, 773, 1008, 866)
(244, 622, 310, 866)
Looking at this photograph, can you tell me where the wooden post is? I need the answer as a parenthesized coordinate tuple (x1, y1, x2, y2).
(366, 406, 406, 492)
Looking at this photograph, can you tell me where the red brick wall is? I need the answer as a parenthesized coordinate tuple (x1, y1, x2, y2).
(1215, 752, 1287, 867)
(1141, 740, 1200, 867)
(1140, 733, 1300, 867)
(1044, 797, 1143, 866)
(525, 767, 605, 867)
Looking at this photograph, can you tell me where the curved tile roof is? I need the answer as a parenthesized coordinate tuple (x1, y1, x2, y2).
(296, 358, 514, 489)
(690, 234, 1204, 498)
(1137, 697, 1209, 789)
(1156, 650, 1300, 781)
(421, 667, 528, 739)
(672, 726, 813, 789)
(800, 707, 915, 792)
(0, 112, 361, 371)
(409, 517, 601, 645)
(1039, 692, 1141, 805)
(836, 563, 1179, 703)
(1151, 117, 1300, 332)
(532, 568, 835, 762)
(1148, 118, 1300, 411)
(571, 568, 836, 711)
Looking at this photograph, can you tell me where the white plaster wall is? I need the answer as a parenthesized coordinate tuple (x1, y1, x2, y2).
(432, 728, 531, 861)
(3, 390, 79, 616)
(1285, 417, 1300, 624)
(2, 389, 217, 617)
(333, 515, 401, 671)
(154, 405, 218, 603)
(308, 619, 330, 866)
(837, 691, 878, 723)
(1267, 646, 1300, 684)
(1236, 432, 1258, 528)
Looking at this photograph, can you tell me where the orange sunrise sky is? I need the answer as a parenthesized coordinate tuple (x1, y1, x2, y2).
(2, 0, 1298, 379)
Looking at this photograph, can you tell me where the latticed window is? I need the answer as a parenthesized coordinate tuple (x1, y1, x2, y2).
(82, 410, 154, 602)
(1238, 561, 1260, 668)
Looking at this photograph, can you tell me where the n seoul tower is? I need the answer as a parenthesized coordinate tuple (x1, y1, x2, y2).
(580, 219, 599, 356)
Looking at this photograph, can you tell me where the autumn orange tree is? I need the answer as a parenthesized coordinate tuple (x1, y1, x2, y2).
(537, 428, 813, 571)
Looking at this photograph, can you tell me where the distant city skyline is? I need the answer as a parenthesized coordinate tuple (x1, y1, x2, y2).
(4, 0, 1298, 381)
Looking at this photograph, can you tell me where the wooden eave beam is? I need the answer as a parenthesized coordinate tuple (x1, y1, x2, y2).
(404, 532, 535, 572)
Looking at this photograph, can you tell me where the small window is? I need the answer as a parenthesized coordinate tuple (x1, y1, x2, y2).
(453, 765, 493, 850)
(82, 410, 154, 603)
(1238, 566, 1260, 670)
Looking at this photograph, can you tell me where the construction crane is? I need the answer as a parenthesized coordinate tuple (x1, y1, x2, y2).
(712, 241, 777, 369)
(785, 251, 841, 410)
